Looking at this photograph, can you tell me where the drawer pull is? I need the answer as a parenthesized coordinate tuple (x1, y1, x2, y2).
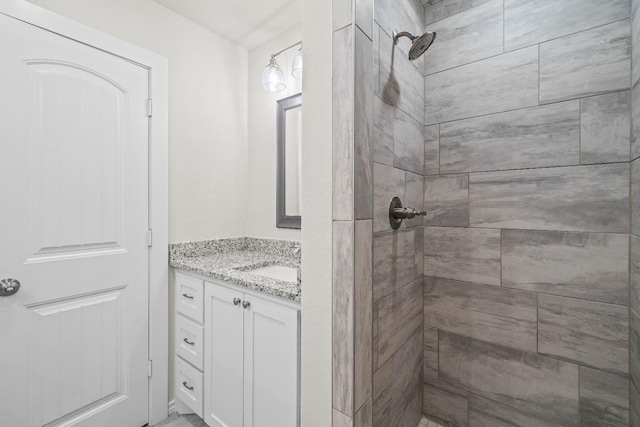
(182, 293, 194, 299)
(183, 381, 194, 391)
(183, 338, 195, 346)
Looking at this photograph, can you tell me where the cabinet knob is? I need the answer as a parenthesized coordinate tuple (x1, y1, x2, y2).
(233, 297, 242, 306)
(242, 300, 251, 309)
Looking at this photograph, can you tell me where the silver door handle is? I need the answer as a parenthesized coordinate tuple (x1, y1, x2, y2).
(233, 297, 242, 306)
(0, 278, 20, 297)
(242, 300, 251, 309)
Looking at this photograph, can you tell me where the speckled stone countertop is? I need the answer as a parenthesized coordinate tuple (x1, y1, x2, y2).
(169, 238, 301, 302)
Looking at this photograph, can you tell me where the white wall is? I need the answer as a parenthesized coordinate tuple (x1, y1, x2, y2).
(247, 23, 302, 240)
(28, 0, 249, 243)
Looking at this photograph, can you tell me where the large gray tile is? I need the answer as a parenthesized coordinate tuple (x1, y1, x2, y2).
(333, 26, 354, 221)
(423, 378, 469, 427)
(333, 0, 352, 31)
(333, 221, 354, 415)
(373, 229, 417, 301)
(504, 0, 630, 52)
(374, 279, 423, 369)
(394, 108, 424, 174)
(355, 28, 373, 220)
(539, 20, 631, 104)
(425, 0, 502, 75)
(405, 172, 424, 228)
(424, 174, 469, 227)
(633, 235, 640, 315)
(425, 47, 538, 125)
(153, 413, 208, 427)
(538, 294, 629, 375)
(440, 102, 580, 174)
(373, 162, 405, 232)
(355, 0, 373, 39)
(333, 409, 353, 427)
(468, 394, 563, 427)
(373, 95, 394, 167)
(633, 83, 640, 160)
(373, 331, 422, 427)
(634, 159, 640, 236)
(423, 326, 438, 380)
(469, 163, 630, 233)
(502, 230, 629, 305)
(424, 227, 501, 286)
(375, 0, 425, 71)
(424, 0, 492, 25)
(632, 310, 640, 392)
(579, 367, 629, 427)
(414, 226, 424, 277)
(379, 28, 425, 124)
(424, 276, 537, 352)
(632, 384, 640, 427)
(424, 124, 439, 176)
(354, 221, 372, 411)
(354, 398, 372, 427)
(634, 1, 640, 87)
(581, 91, 631, 164)
(439, 331, 580, 426)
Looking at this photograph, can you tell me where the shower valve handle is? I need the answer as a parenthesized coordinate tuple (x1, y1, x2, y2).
(393, 207, 427, 219)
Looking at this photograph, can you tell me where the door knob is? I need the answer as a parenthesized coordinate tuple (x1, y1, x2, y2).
(0, 278, 20, 297)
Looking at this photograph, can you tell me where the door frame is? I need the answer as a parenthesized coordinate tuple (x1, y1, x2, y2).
(0, 1, 169, 425)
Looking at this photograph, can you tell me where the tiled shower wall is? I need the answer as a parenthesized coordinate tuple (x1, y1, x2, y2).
(331, 0, 426, 425)
(632, 0, 640, 425)
(421, 0, 635, 426)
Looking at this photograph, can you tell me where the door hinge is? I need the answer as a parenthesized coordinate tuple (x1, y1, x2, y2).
(147, 229, 153, 247)
(148, 359, 153, 378)
(147, 99, 153, 117)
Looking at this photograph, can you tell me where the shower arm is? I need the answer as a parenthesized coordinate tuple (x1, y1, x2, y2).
(392, 30, 416, 45)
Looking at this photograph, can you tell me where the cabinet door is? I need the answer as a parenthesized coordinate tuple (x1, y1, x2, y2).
(204, 284, 245, 427)
(243, 295, 300, 427)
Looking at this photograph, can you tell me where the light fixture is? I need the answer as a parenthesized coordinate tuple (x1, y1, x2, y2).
(262, 57, 286, 92)
(292, 48, 303, 79)
(262, 41, 302, 92)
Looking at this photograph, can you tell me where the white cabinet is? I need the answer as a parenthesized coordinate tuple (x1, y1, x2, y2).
(204, 281, 300, 427)
(173, 270, 300, 427)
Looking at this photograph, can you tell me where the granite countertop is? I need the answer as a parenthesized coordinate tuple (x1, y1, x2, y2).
(169, 237, 301, 302)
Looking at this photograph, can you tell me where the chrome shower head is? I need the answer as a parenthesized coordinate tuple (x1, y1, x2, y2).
(392, 30, 436, 61)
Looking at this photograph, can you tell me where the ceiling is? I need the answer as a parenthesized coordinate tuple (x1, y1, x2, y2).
(153, 0, 302, 50)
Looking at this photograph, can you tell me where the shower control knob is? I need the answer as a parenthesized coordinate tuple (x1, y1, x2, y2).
(389, 197, 427, 230)
(0, 278, 20, 297)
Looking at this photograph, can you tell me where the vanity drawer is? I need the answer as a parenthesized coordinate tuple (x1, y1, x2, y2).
(176, 314, 204, 370)
(175, 356, 204, 418)
(175, 272, 204, 323)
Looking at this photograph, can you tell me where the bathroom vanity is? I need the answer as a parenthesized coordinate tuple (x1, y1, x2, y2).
(170, 238, 301, 427)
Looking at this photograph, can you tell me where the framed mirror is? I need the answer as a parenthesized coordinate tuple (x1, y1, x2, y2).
(276, 93, 302, 229)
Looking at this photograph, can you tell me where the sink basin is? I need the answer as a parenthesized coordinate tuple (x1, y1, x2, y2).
(246, 265, 298, 283)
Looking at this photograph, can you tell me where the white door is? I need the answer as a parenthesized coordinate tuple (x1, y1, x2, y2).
(205, 285, 244, 427)
(244, 295, 299, 427)
(0, 13, 150, 427)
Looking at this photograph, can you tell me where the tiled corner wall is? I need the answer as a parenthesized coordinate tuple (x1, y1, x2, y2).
(421, 0, 636, 426)
(331, 0, 375, 425)
(632, 1, 640, 426)
(332, 0, 427, 425)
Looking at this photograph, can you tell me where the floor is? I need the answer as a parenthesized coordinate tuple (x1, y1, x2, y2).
(153, 414, 443, 427)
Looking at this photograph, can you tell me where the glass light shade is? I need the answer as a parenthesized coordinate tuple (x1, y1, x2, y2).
(292, 49, 303, 79)
(262, 58, 286, 92)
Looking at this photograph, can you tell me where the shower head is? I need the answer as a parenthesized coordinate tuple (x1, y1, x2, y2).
(392, 30, 436, 61)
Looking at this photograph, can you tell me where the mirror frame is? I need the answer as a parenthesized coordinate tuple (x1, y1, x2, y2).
(276, 93, 302, 229)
